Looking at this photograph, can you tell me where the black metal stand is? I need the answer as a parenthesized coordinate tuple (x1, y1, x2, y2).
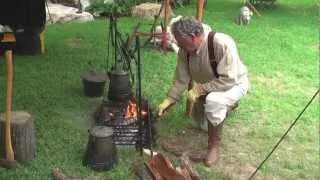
(94, 13, 154, 155)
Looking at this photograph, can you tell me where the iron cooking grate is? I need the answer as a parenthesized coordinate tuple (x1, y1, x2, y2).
(95, 99, 155, 148)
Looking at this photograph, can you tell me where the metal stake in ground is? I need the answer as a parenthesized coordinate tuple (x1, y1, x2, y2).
(248, 89, 319, 179)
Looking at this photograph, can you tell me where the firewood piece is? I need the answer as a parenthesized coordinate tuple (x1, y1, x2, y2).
(0, 33, 16, 43)
(52, 168, 101, 180)
(149, 154, 189, 180)
(0, 111, 36, 161)
(143, 148, 158, 157)
(145, 162, 165, 180)
(176, 167, 192, 180)
(181, 154, 203, 180)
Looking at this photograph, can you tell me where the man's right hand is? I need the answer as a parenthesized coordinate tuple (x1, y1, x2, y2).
(157, 98, 174, 117)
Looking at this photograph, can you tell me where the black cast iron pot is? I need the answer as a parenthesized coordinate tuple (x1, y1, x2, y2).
(107, 69, 132, 102)
(81, 71, 108, 97)
(83, 126, 117, 171)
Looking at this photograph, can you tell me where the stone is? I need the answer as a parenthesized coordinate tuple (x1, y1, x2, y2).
(46, 3, 94, 24)
(81, 0, 114, 12)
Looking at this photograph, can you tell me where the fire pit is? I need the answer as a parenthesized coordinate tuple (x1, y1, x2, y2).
(91, 13, 155, 152)
(95, 97, 155, 147)
(83, 13, 157, 172)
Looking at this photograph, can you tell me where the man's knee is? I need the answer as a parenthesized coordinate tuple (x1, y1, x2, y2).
(204, 101, 227, 117)
(204, 92, 227, 123)
(204, 100, 227, 126)
(205, 92, 228, 106)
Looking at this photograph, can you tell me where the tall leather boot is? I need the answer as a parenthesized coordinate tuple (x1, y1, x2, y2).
(204, 121, 223, 167)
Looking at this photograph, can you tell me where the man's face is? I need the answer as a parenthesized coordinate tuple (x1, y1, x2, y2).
(174, 32, 203, 55)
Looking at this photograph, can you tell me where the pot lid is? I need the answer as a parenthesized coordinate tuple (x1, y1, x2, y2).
(109, 69, 129, 75)
(81, 71, 108, 82)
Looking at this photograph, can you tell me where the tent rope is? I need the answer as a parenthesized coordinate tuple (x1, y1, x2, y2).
(248, 88, 319, 179)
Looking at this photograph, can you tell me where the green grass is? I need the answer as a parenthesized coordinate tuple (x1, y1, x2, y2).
(0, 0, 318, 179)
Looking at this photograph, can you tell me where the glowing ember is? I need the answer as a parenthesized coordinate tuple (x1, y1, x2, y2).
(125, 99, 147, 119)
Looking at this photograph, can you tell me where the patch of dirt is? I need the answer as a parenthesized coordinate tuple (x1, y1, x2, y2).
(159, 125, 207, 161)
(65, 37, 84, 48)
(158, 124, 281, 179)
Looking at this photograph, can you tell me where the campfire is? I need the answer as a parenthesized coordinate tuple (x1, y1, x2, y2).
(84, 14, 155, 172)
(125, 99, 139, 119)
(95, 96, 155, 145)
(108, 98, 148, 121)
(97, 98, 150, 125)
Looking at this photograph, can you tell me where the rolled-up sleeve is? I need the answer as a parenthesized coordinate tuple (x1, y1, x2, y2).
(167, 50, 191, 101)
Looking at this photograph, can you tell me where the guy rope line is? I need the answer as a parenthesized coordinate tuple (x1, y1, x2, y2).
(248, 88, 320, 180)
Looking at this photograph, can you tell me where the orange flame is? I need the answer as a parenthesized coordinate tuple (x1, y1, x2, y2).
(125, 99, 147, 120)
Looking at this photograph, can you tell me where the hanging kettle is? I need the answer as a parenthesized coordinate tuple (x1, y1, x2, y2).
(107, 68, 132, 103)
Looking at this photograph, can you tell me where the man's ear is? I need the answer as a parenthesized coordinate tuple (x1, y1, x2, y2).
(193, 34, 204, 44)
(189, 33, 198, 42)
(189, 33, 196, 37)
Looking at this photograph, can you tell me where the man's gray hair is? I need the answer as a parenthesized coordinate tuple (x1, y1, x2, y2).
(171, 17, 204, 36)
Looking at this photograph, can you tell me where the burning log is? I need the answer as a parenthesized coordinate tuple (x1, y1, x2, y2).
(94, 97, 156, 147)
(102, 98, 148, 124)
(124, 98, 148, 120)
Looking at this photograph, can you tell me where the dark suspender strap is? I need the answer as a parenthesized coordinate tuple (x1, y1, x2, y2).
(208, 31, 219, 78)
(187, 53, 190, 63)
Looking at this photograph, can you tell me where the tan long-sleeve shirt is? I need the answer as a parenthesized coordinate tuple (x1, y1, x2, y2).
(167, 32, 249, 102)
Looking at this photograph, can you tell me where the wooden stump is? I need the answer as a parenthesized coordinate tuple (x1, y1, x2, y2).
(0, 111, 36, 161)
